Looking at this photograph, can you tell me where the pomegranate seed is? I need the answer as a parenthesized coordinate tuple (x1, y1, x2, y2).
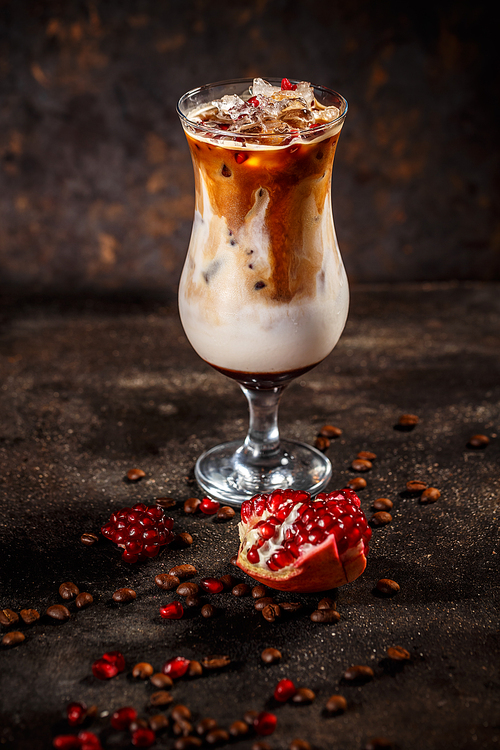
(234, 152, 248, 164)
(53, 736, 81, 749)
(266, 558, 281, 571)
(101, 505, 174, 562)
(67, 702, 87, 726)
(160, 601, 184, 619)
(274, 678, 296, 702)
(92, 658, 118, 680)
(162, 656, 190, 679)
(254, 711, 277, 735)
(199, 497, 220, 515)
(125, 540, 143, 555)
(308, 528, 327, 545)
(200, 577, 224, 594)
(111, 706, 137, 730)
(121, 551, 139, 563)
(131, 727, 156, 747)
(103, 650, 125, 670)
(281, 78, 297, 91)
(247, 546, 260, 563)
(247, 96, 259, 106)
(284, 541, 300, 558)
(270, 550, 294, 569)
(259, 522, 276, 540)
(77, 732, 102, 750)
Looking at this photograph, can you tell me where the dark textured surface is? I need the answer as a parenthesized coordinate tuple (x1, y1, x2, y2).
(0, 284, 499, 749)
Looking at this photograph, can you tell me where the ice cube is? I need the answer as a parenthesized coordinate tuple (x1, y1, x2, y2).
(216, 94, 245, 114)
(251, 78, 278, 97)
(294, 81, 315, 107)
(313, 105, 340, 123)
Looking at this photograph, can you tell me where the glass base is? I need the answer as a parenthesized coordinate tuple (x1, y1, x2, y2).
(194, 439, 332, 507)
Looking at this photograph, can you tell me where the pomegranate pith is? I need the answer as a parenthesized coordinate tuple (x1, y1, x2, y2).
(236, 489, 371, 593)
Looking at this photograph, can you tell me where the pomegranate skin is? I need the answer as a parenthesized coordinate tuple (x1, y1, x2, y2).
(236, 489, 370, 593)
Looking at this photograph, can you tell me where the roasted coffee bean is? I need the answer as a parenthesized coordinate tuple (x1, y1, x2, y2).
(262, 603, 281, 622)
(127, 468, 145, 481)
(174, 737, 202, 749)
(172, 532, 194, 548)
(188, 660, 203, 677)
(376, 578, 400, 596)
(346, 477, 367, 490)
(216, 505, 235, 520)
(2, 630, 25, 647)
(280, 602, 302, 613)
(229, 554, 239, 566)
(59, 582, 80, 600)
(387, 646, 410, 661)
(20, 608, 40, 624)
(325, 694, 347, 714)
(201, 604, 216, 618)
(420, 487, 441, 504)
(196, 718, 218, 735)
(468, 433, 490, 448)
(243, 710, 259, 725)
(206, 728, 230, 745)
(317, 597, 335, 610)
(292, 687, 315, 704)
(372, 497, 393, 511)
(46, 604, 70, 622)
(156, 496, 177, 509)
(169, 564, 197, 579)
(150, 672, 173, 689)
(357, 451, 376, 461)
(315, 436, 330, 451)
(172, 705, 192, 722)
(149, 690, 173, 706)
(219, 574, 238, 589)
(406, 480, 427, 492)
(174, 719, 193, 737)
(155, 574, 180, 590)
(80, 532, 98, 546)
(252, 585, 267, 599)
(201, 655, 230, 669)
(177, 582, 199, 597)
(260, 647, 282, 664)
(149, 714, 169, 732)
(351, 458, 372, 472)
(185, 595, 201, 608)
(398, 413, 419, 427)
(112, 587, 136, 603)
(0, 609, 19, 627)
(183, 497, 201, 514)
(319, 424, 342, 438)
(75, 593, 93, 609)
(310, 608, 340, 623)
(232, 583, 250, 596)
(289, 740, 311, 750)
(363, 738, 394, 750)
(132, 661, 154, 678)
(229, 720, 249, 737)
(254, 597, 275, 611)
(371, 511, 392, 526)
(343, 664, 374, 682)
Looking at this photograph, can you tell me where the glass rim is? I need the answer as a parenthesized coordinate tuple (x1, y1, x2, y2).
(176, 77, 348, 141)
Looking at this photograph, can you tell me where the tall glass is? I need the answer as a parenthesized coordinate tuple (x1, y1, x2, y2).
(177, 79, 348, 506)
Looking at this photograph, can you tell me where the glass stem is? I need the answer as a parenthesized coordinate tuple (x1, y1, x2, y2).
(240, 385, 284, 463)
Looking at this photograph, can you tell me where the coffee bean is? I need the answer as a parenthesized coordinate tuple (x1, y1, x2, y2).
(127, 467, 145, 481)
(216, 506, 235, 521)
(201, 604, 216, 618)
(172, 705, 192, 721)
(169, 564, 197, 579)
(398, 413, 419, 427)
(280, 602, 302, 613)
(310, 609, 340, 623)
(420, 487, 441, 504)
(371, 511, 392, 526)
(0, 609, 19, 627)
(132, 661, 154, 678)
(357, 450, 376, 461)
(262, 603, 281, 622)
(149, 714, 169, 732)
(80, 532, 98, 546)
(156, 496, 177, 509)
(171, 532, 194, 549)
(206, 728, 230, 745)
(343, 664, 374, 682)
(150, 690, 173, 706)
(155, 574, 180, 590)
(292, 687, 315, 704)
(317, 597, 335, 610)
(188, 660, 203, 677)
(219, 574, 238, 589)
(20, 608, 40, 624)
(319, 424, 342, 438)
(252, 585, 267, 599)
(376, 578, 400, 596)
(372, 497, 393, 511)
(174, 737, 202, 749)
(325, 694, 347, 714)
(363, 738, 394, 750)
(185, 596, 201, 608)
(467, 434, 490, 449)
(46, 604, 70, 622)
(261, 647, 282, 664)
(229, 720, 249, 737)
(177, 582, 199, 597)
(183, 497, 201, 514)
(59, 582, 80, 600)
(201, 655, 230, 669)
(229, 554, 239, 567)
(351, 458, 372, 472)
(289, 740, 311, 750)
(406, 480, 427, 492)
(75, 593, 93, 609)
(387, 646, 410, 661)
(174, 718, 193, 737)
(315, 436, 330, 451)
(254, 597, 275, 611)
(2, 630, 25, 647)
(232, 583, 250, 596)
(346, 477, 367, 490)
(112, 587, 136, 603)
(196, 718, 218, 735)
(252, 743, 271, 750)
(150, 672, 173, 689)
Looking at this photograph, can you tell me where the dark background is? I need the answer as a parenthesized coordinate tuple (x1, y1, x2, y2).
(0, 0, 499, 302)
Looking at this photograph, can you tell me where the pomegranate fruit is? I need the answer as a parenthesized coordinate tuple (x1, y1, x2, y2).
(236, 489, 371, 593)
(101, 503, 175, 563)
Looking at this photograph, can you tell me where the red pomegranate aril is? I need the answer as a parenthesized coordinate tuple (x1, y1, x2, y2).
(160, 602, 184, 619)
(235, 152, 249, 164)
(102, 650, 125, 670)
(248, 546, 260, 563)
(284, 541, 300, 558)
(133, 503, 148, 511)
(254, 711, 277, 735)
(274, 678, 296, 702)
(53, 736, 82, 749)
(281, 78, 297, 91)
(125, 540, 143, 555)
(78, 731, 102, 750)
(163, 656, 191, 679)
(270, 551, 295, 569)
(143, 544, 160, 558)
(259, 522, 276, 540)
(92, 659, 118, 680)
(111, 706, 138, 730)
(67, 701, 87, 726)
(131, 727, 156, 747)
(121, 551, 139, 563)
(248, 96, 259, 106)
(308, 528, 327, 545)
(199, 497, 220, 515)
(200, 577, 224, 594)
(101, 504, 174, 563)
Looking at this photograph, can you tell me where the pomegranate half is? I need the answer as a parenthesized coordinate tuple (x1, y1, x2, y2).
(236, 489, 371, 593)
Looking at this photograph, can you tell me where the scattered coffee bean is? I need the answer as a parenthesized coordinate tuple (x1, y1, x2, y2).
(150, 690, 173, 706)
(387, 646, 410, 661)
(219, 574, 238, 589)
(467, 433, 490, 449)
(262, 603, 281, 622)
(243, 710, 259, 725)
(252, 585, 267, 599)
(357, 450, 376, 461)
(343, 664, 374, 682)
(420, 487, 441, 504)
(317, 597, 335, 610)
(351, 458, 372, 472)
(150, 673, 173, 689)
(232, 583, 250, 596)
(174, 718, 193, 737)
(372, 497, 393, 511)
(201, 604, 216, 618)
(112, 587, 136, 603)
(188, 660, 203, 677)
(149, 714, 169, 732)
(261, 647, 282, 664)
(229, 555, 239, 567)
(184, 497, 201, 514)
(290, 740, 311, 750)
(20, 608, 40, 624)
(201, 655, 230, 669)
(80, 532, 98, 546)
(406, 480, 427, 492)
(325, 694, 347, 714)
(216, 506, 235, 521)
(315, 436, 330, 451)
(174, 737, 202, 749)
(172, 532, 194, 548)
(371, 511, 392, 526)
(155, 574, 180, 590)
(206, 728, 230, 744)
(59, 582, 80, 600)
(229, 720, 249, 737)
(319, 424, 342, 438)
(346, 477, 367, 490)
(398, 413, 419, 427)
(127, 467, 145, 481)
(0, 609, 19, 627)
(177, 582, 199, 597)
(196, 718, 218, 735)
(280, 602, 302, 613)
(363, 738, 394, 750)
(75, 593, 93, 609)
(132, 662, 154, 679)
(2, 630, 25, 647)
(292, 687, 315, 704)
(185, 595, 201, 608)
(156, 496, 177, 509)
(46, 604, 70, 622)
(376, 578, 400, 596)
(311, 608, 340, 623)
(169, 564, 197, 579)
(252, 743, 271, 750)
(254, 597, 275, 611)
(172, 705, 192, 722)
